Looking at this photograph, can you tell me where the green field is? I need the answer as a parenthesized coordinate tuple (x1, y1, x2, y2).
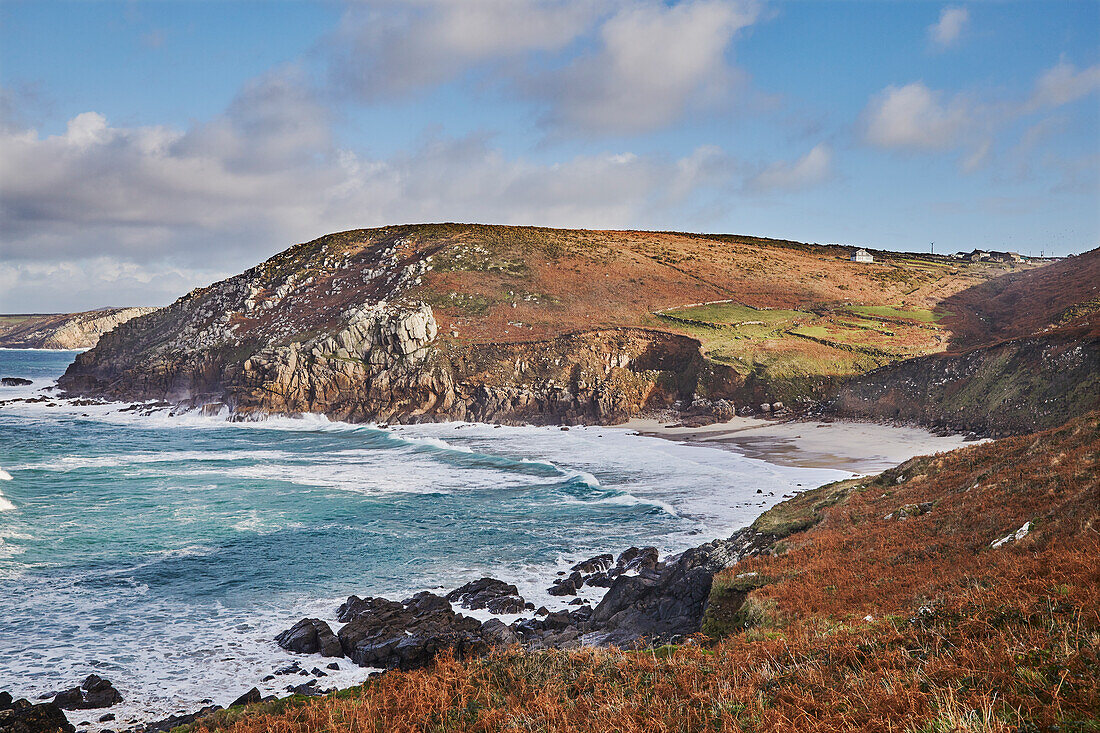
(658, 302, 811, 326)
(843, 305, 945, 323)
(651, 300, 949, 401)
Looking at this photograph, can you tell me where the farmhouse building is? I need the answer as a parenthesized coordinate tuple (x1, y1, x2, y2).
(851, 249, 873, 263)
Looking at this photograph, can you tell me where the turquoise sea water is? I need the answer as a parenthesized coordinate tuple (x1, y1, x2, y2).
(0, 349, 850, 724)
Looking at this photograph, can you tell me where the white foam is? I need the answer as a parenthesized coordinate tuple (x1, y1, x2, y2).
(0, 468, 11, 481)
(0, 491, 14, 512)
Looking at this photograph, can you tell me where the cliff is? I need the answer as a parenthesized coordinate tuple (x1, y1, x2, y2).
(832, 249, 1100, 435)
(57, 224, 1094, 431)
(0, 307, 158, 349)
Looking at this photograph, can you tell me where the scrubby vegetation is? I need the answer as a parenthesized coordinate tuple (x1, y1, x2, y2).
(187, 412, 1099, 733)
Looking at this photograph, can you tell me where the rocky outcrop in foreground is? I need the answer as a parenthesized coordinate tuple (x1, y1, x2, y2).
(0, 692, 74, 733)
(275, 527, 778, 676)
(0, 308, 157, 349)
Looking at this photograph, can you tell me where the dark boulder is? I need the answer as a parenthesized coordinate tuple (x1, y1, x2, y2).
(337, 595, 403, 623)
(336, 592, 487, 670)
(619, 546, 660, 573)
(142, 705, 222, 732)
(228, 687, 260, 708)
(547, 571, 583, 596)
(445, 577, 525, 614)
(286, 680, 321, 697)
(480, 618, 520, 647)
(52, 676, 122, 710)
(0, 696, 75, 733)
(570, 553, 614, 574)
(275, 618, 343, 657)
(0, 378, 32, 387)
(585, 529, 774, 647)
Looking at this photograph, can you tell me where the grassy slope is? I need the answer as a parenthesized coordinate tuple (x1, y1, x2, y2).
(189, 412, 1099, 733)
(399, 225, 1028, 402)
(832, 249, 1100, 435)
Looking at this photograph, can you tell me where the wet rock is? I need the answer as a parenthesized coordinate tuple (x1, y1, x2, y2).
(325, 662, 340, 671)
(0, 377, 32, 387)
(275, 618, 343, 657)
(445, 578, 526, 614)
(570, 553, 614, 574)
(0, 696, 76, 733)
(286, 681, 321, 697)
(228, 688, 260, 708)
(52, 676, 122, 710)
(547, 571, 583, 596)
(336, 592, 487, 670)
(97, 713, 115, 722)
(619, 547, 659, 573)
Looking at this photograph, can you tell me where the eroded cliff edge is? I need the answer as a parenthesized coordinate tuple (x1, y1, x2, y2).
(59, 229, 737, 424)
(0, 307, 158, 349)
(58, 225, 1099, 432)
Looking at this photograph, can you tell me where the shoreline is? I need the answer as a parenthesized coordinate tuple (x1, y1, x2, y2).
(617, 415, 986, 474)
(2, 359, 992, 729)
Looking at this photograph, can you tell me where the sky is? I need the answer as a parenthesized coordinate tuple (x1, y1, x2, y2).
(0, 0, 1098, 312)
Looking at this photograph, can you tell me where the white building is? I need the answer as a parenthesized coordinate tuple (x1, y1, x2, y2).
(851, 248, 873, 263)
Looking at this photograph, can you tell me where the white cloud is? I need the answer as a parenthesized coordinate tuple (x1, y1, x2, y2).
(749, 144, 832, 191)
(330, 0, 600, 99)
(0, 70, 753, 310)
(929, 6, 968, 48)
(329, 0, 763, 136)
(862, 82, 976, 150)
(526, 0, 761, 134)
(1027, 60, 1100, 111)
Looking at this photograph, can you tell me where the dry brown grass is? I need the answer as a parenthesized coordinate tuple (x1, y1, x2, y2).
(191, 413, 1099, 733)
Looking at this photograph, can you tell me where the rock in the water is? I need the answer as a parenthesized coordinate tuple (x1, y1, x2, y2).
(52, 676, 122, 710)
(336, 592, 487, 670)
(445, 578, 525, 614)
(570, 553, 614, 574)
(286, 680, 321, 697)
(618, 546, 660, 573)
(0, 377, 32, 387)
(228, 687, 261, 708)
(275, 618, 343, 657)
(547, 571, 583, 596)
(0, 695, 75, 733)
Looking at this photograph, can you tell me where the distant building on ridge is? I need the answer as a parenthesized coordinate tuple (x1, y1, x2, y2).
(850, 248, 873, 263)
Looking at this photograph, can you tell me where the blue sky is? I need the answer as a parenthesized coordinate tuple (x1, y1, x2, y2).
(1, 0, 1097, 311)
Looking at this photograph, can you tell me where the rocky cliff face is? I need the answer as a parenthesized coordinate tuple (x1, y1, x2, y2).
(59, 230, 733, 424)
(0, 307, 158, 349)
(832, 323, 1100, 436)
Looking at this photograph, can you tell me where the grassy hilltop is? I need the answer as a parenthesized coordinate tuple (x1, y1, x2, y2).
(63, 224, 1099, 432)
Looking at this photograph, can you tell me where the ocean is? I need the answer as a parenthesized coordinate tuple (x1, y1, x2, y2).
(0, 348, 850, 725)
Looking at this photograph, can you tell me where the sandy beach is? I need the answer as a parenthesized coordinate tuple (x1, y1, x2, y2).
(619, 416, 986, 474)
